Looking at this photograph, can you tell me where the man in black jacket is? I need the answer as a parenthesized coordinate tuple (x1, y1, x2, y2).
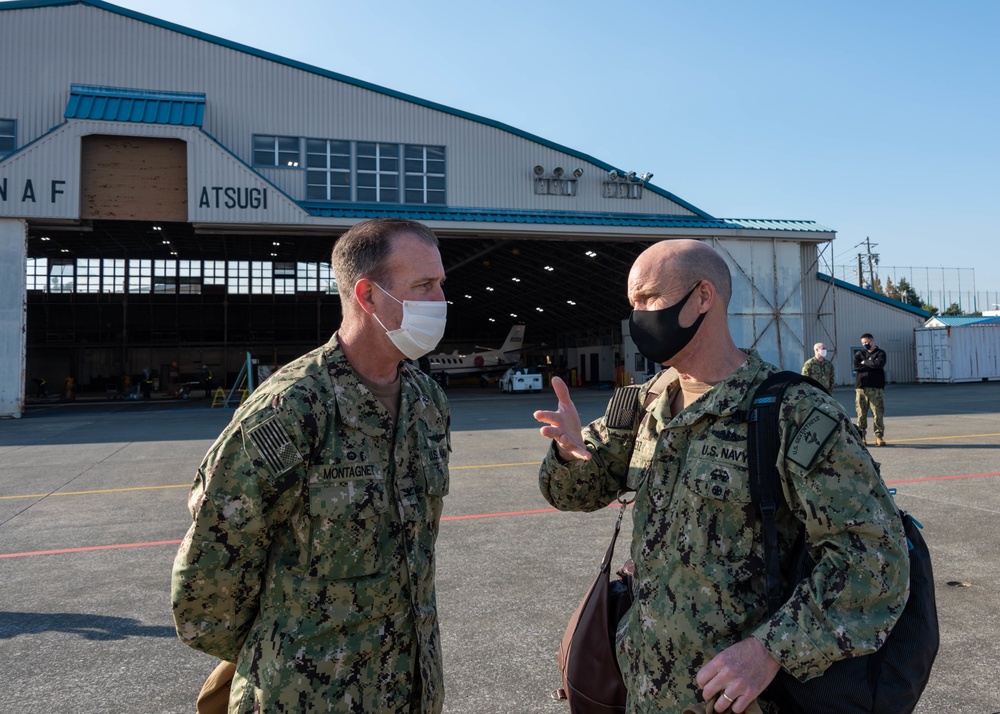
(853, 333, 887, 445)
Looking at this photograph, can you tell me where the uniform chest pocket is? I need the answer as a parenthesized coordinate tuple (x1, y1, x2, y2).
(672, 458, 755, 560)
(306, 475, 389, 579)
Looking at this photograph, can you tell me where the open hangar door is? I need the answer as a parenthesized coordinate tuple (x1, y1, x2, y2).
(24, 223, 655, 395)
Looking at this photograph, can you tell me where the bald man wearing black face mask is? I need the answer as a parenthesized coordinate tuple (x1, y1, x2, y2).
(534, 240, 909, 714)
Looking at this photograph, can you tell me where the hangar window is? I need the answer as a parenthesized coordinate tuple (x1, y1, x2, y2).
(274, 262, 296, 294)
(77, 259, 102, 293)
(357, 142, 399, 203)
(103, 259, 126, 293)
(179, 260, 201, 294)
(0, 119, 14, 155)
(204, 261, 226, 286)
(404, 145, 445, 204)
(49, 260, 75, 293)
(128, 259, 152, 293)
(26, 258, 47, 291)
(319, 262, 337, 294)
(251, 261, 272, 294)
(306, 139, 351, 201)
(153, 260, 177, 293)
(253, 135, 300, 168)
(228, 261, 250, 294)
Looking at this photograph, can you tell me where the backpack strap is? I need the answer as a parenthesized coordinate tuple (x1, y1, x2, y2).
(745, 370, 827, 616)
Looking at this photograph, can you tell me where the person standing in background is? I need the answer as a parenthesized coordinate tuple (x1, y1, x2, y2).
(801, 342, 835, 394)
(853, 333, 887, 446)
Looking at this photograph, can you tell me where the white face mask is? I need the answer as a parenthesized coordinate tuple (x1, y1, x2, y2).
(371, 282, 447, 360)
(819, 349, 828, 358)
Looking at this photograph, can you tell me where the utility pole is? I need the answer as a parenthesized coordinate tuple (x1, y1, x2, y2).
(858, 236, 879, 292)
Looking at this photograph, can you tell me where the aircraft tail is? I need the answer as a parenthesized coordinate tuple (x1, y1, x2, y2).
(500, 325, 526, 353)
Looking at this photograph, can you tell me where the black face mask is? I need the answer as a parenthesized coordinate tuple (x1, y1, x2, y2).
(629, 283, 705, 364)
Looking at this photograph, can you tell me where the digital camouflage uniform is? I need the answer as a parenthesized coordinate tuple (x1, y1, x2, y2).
(172, 333, 450, 714)
(800, 357, 834, 393)
(539, 351, 909, 713)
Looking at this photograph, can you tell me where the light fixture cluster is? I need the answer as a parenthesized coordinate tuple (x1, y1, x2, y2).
(532, 165, 583, 197)
(603, 170, 653, 199)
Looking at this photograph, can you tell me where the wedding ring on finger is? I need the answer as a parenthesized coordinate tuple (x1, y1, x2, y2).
(721, 691, 735, 704)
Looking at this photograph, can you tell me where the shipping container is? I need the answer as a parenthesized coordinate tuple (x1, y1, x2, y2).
(915, 325, 1000, 382)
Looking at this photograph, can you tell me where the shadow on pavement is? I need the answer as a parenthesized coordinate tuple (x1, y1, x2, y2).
(0, 611, 177, 641)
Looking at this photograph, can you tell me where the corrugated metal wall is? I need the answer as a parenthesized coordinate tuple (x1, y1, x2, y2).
(0, 218, 26, 417)
(0, 4, 696, 217)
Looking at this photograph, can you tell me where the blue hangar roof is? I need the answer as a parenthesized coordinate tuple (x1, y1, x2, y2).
(65, 84, 205, 126)
(298, 203, 834, 232)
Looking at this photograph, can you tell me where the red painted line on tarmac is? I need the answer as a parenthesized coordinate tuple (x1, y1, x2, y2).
(442, 507, 558, 521)
(0, 508, 566, 559)
(0, 539, 183, 559)
(17, 476, 996, 560)
(886, 472, 1000, 484)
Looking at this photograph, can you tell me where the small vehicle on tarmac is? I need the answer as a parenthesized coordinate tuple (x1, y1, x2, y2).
(499, 366, 542, 393)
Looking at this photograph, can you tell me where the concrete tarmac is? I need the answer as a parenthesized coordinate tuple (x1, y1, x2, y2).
(1, 381, 998, 713)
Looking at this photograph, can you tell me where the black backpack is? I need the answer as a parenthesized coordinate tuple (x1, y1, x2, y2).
(746, 371, 939, 714)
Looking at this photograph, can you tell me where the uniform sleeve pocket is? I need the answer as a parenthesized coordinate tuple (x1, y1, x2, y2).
(422, 448, 450, 497)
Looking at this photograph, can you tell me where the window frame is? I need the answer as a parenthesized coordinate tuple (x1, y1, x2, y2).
(252, 134, 301, 169)
(403, 144, 446, 205)
(356, 142, 400, 203)
(0, 119, 15, 156)
(305, 137, 352, 202)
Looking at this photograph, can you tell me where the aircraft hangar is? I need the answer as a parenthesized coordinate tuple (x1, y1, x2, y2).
(0, 0, 838, 416)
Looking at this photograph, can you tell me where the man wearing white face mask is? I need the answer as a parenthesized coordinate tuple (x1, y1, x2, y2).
(801, 342, 835, 394)
(173, 218, 451, 714)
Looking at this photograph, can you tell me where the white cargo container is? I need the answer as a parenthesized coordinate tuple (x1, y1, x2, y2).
(915, 325, 1000, 383)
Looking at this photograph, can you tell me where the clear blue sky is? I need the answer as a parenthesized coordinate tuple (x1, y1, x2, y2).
(113, 0, 1000, 303)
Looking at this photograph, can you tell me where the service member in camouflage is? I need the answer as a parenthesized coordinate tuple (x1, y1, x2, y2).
(800, 342, 835, 393)
(172, 219, 451, 714)
(853, 333, 888, 446)
(535, 240, 909, 713)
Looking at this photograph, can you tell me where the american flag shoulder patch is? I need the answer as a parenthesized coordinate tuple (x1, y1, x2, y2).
(246, 415, 303, 476)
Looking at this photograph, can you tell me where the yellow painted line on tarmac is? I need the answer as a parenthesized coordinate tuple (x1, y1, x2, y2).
(884, 432, 1000, 444)
(0, 483, 191, 500)
(0, 462, 540, 500)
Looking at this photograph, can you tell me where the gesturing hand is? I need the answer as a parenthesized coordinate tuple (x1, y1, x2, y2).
(533, 376, 591, 461)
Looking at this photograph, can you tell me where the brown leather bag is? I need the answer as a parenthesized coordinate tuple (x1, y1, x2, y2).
(552, 496, 634, 713)
(196, 660, 236, 714)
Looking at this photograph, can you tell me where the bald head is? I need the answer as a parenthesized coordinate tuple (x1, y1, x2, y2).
(628, 239, 733, 309)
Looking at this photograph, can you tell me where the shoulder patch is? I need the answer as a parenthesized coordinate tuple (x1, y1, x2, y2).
(246, 415, 303, 476)
(787, 407, 839, 469)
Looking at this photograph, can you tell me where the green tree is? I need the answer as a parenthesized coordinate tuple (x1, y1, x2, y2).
(921, 303, 939, 316)
(884, 277, 901, 301)
(896, 278, 923, 307)
(943, 303, 964, 316)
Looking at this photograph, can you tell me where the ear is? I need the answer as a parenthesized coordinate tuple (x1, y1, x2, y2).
(354, 278, 378, 315)
(694, 280, 716, 314)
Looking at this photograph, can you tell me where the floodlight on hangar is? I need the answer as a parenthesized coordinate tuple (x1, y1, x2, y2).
(533, 165, 545, 176)
(536, 307, 544, 312)
(640, 172, 654, 182)
(573, 168, 584, 178)
(552, 167, 564, 178)
(486, 286, 494, 291)
(567, 300, 576, 305)
(465, 294, 472, 299)
(608, 170, 619, 180)
(544, 266, 554, 272)
(510, 313, 518, 317)
(489, 318, 496, 322)
(585, 251, 597, 258)
(511, 277, 520, 282)
(625, 171, 636, 181)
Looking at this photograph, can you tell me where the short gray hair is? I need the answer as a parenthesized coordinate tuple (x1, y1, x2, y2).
(330, 218, 439, 294)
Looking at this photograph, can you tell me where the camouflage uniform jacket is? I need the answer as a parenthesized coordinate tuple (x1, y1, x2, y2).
(539, 351, 908, 713)
(172, 333, 451, 714)
(801, 357, 835, 393)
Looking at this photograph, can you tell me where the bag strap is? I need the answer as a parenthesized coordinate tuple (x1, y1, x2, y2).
(745, 370, 827, 616)
(598, 369, 674, 570)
